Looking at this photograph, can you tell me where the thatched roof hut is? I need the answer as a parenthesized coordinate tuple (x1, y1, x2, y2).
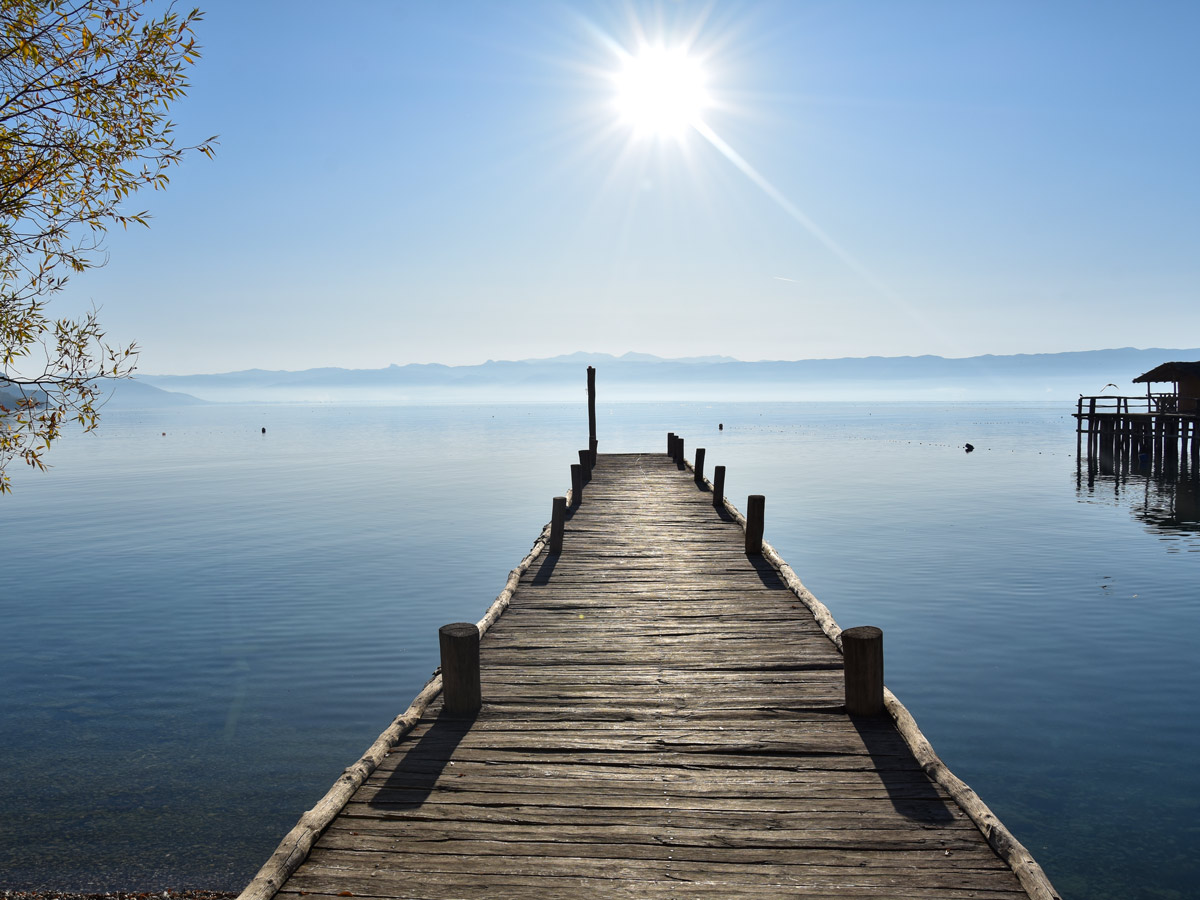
(1133, 361, 1200, 412)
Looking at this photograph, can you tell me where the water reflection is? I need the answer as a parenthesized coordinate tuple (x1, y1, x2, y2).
(1076, 467, 1200, 542)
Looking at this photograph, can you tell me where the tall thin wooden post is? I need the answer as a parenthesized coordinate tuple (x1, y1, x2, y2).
(587, 366, 597, 465)
(1080, 398, 1089, 465)
(578, 449, 592, 484)
(570, 464, 583, 506)
(675, 437, 686, 470)
(550, 495, 566, 554)
(667, 432, 675, 455)
(439, 623, 481, 716)
(745, 494, 765, 554)
(694, 448, 706, 485)
(713, 465, 726, 509)
(842, 626, 883, 716)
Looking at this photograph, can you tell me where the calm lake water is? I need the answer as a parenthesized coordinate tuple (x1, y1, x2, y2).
(2, 401, 1197, 898)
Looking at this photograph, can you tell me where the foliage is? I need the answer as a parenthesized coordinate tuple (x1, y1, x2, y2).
(0, 0, 214, 492)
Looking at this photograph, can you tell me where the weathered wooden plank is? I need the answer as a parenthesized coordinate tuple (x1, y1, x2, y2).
(260, 451, 1039, 900)
(301, 847, 1023, 889)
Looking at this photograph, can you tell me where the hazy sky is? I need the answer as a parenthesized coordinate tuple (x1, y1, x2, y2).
(57, 1, 1199, 374)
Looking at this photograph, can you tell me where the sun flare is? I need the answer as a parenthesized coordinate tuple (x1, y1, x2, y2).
(613, 46, 709, 139)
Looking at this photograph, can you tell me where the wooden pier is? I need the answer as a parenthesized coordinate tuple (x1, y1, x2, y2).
(1075, 394, 1200, 478)
(1076, 362, 1200, 478)
(239, 442, 1058, 899)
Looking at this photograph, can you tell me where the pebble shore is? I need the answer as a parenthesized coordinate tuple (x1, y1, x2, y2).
(3, 892, 237, 900)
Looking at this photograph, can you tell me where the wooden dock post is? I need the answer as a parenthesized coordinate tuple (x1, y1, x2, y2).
(667, 432, 674, 455)
(676, 437, 686, 470)
(587, 366, 597, 465)
(745, 494, 765, 554)
(438, 623, 482, 716)
(260, 451, 1060, 900)
(713, 465, 726, 508)
(550, 496, 566, 554)
(694, 447, 705, 484)
(843, 625, 884, 715)
(578, 449, 592, 484)
(570, 464, 583, 505)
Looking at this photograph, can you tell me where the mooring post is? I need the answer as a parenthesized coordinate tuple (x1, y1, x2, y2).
(578, 449, 591, 484)
(570, 464, 583, 505)
(550, 495, 566, 554)
(745, 494, 765, 554)
(842, 626, 884, 716)
(676, 436, 686, 470)
(587, 366, 597, 465)
(439, 623, 481, 716)
(713, 465, 726, 509)
(694, 447, 706, 485)
(667, 432, 675, 455)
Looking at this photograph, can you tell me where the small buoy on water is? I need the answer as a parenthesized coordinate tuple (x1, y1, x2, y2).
(964, 443, 975, 453)
(161, 432, 166, 436)
(718, 423, 723, 430)
(261, 427, 266, 434)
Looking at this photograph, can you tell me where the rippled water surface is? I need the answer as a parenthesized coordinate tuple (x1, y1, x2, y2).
(2, 401, 1196, 898)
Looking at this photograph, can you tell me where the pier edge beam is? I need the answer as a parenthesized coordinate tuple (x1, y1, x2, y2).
(549, 495, 566, 554)
(712, 465, 726, 508)
(745, 494, 765, 554)
(439, 623, 482, 716)
(843, 625, 884, 716)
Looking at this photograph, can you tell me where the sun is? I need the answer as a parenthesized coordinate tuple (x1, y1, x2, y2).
(613, 45, 710, 139)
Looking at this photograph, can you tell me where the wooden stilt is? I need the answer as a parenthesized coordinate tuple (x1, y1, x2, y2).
(587, 366, 597, 465)
(745, 494, 765, 555)
(439, 623, 481, 716)
(843, 626, 884, 716)
(570, 464, 583, 506)
(550, 496, 566, 554)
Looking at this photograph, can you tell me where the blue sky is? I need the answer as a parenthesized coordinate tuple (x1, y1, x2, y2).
(58, 1, 1199, 374)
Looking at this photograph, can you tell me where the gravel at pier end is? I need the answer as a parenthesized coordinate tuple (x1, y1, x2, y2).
(3, 892, 236, 900)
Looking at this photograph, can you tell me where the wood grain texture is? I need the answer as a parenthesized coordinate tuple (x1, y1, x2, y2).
(247, 453, 1056, 900)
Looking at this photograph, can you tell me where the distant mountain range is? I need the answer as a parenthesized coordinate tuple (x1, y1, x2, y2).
(0, 378, 203, 410)
(130, 347, 1200, 404)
